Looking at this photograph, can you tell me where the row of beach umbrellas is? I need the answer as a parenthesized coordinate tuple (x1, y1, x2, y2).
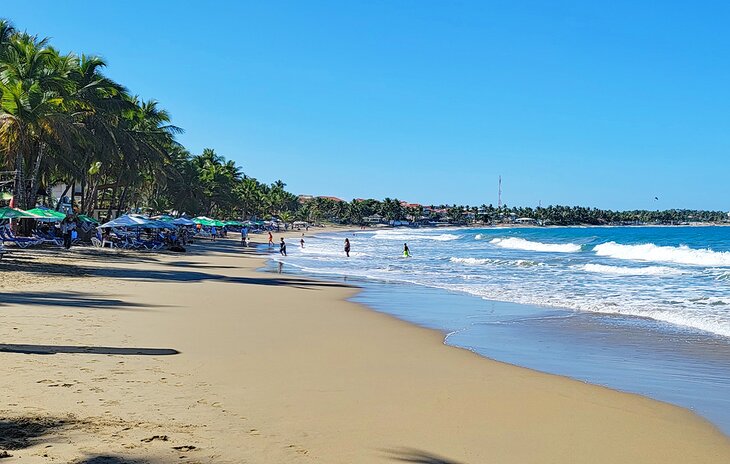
(1, 206, 253, 230)
(0, 206, 99, 223)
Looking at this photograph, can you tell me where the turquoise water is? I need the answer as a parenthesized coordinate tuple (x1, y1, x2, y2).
(270, 226, 730, 433)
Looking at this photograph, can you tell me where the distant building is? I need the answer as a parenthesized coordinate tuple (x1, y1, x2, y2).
(364, 214, 384, 224)
(317, 196, 344, 202)
(297, 195, 314, 203)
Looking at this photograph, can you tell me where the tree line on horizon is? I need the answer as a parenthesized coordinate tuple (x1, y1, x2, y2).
(0, 19, 725, 227)
(297, 197, 728, 225)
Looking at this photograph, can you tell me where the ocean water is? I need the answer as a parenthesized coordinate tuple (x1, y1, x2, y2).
(269, 226, 730, 433)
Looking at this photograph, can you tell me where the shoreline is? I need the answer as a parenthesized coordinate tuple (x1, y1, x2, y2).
(1, 233, 729, 462)
(266, 228, 730, 435)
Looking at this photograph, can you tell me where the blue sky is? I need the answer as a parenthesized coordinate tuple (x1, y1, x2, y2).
(4, 1, 730, 210)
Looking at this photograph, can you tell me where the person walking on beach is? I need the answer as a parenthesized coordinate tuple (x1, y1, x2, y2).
(60, 218, 73, 249)
(268, 231, 274, 248)
(344, 238, 351, 257)
(280, 237, 287, 256)
(403, 243, 411, 257)
(210, 226, 217, 241)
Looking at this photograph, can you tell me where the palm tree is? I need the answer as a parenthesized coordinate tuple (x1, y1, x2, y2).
(0, 32, 77, 209)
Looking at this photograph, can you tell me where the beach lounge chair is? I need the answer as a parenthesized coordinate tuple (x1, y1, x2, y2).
(0, 228, 43, 248)
(32, 228, 64, 246)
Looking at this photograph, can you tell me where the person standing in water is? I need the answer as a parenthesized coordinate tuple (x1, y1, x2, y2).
(344, 238, 351, 257)
(300, 235, 305, 248)
(403, 243, 410, 257)
(268, 231, 274, 248)
(280, 237, 287, 256)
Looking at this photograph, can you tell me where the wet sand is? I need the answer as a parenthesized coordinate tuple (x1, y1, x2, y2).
(1, 230, 729, 463)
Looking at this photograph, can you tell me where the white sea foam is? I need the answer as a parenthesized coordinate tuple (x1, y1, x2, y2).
(580, 263, 684, 276)
(593, 242, 730, 267)
(450, 257, 491, 265)
(474, 234, 484, 240)
(450, 257, 541, 267)
(490, 237, 582, 253)
(442, 282, 730, 338)
(371, 230, 460, 241)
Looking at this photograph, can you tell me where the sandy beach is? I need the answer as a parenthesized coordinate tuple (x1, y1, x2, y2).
(1, 229, 729, 464)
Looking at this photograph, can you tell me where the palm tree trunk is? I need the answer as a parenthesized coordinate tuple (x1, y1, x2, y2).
(84, 179, 100, 216)
(116, 185, 128, 217)
(26, 143, 44, 209)
(13, 152, 26, 208)
(80, 175, 86, 212)
(70, 181, 75, 212)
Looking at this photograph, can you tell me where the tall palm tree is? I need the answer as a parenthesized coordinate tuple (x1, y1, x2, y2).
(0, 32, 77, 208)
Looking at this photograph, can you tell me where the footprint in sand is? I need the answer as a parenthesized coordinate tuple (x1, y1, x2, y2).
(172, 445, 197, 452)
(287, 444, 310, 455)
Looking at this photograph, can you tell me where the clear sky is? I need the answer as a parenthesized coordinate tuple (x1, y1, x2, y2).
(4, 1, 730, 210)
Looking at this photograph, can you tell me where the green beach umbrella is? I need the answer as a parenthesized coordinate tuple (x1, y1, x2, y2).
(26, 208, 67, 221)
(0, 206, 38, 219)
(193, 217, 221, 226)
(77, 214, 99, 224)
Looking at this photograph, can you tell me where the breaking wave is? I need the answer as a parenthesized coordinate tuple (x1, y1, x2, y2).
(490, 237, 582, 253)
(593, 242, 730, 267)
(580, 263, 684, 276)
(370, 231, 460, 241)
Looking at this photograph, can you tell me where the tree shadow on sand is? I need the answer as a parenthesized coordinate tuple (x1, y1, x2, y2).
(385, 448, 466, 464)
(2, 257, 350, 290)
(0, 291, 156, 310)
(74, 456, 154, 464)
(0, 416, 70, 451)
(0, 344, 179, 356)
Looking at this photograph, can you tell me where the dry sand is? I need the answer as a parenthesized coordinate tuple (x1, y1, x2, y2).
(1, 228, 729, 463)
